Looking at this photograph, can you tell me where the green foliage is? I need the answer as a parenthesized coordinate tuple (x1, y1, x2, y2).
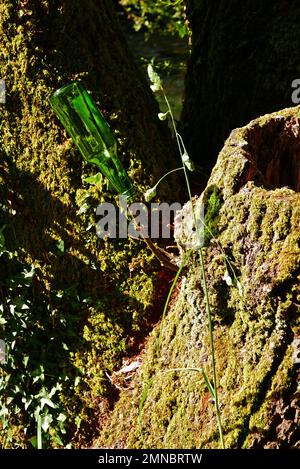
(120, 0, 188, 38)
(0, 226, 83, 447)
(0, 194, 158, 447)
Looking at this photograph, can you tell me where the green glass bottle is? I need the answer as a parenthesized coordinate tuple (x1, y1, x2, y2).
(50, 82, 135, 200)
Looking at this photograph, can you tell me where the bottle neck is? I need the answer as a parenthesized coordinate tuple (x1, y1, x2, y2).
(121, 186, 136, 202)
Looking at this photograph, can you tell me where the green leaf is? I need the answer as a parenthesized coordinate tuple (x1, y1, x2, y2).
(29, 435, 38, 449)
(22, 396, 32, 411)
(23, 266, 35, 279)
(0, 224, 7, 252)
(41, 413, 53, 432)
(74, 376, 81, 387)
(12, 265, 35, 286)
(165, 367, 216, 400)
(138, 379, 153, 435)
(147, 64, 161, 85)
(57, 413, 67, 423)
(77, 202, 90, 215)
(150, 83, 162, 93)
(23, 355, 29, 368)
(40, 397, 56, 410)
(50, 239, 65, 257)
(223, 265, 243, 297)
(52, 433, 64, 446)
(75, 416, 81, 429)
(84, 172, 102, 186)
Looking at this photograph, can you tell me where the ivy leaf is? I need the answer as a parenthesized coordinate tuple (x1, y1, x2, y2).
(12, 265, 35, 286)
(41, 413, 53, 432)
(57, 413, 67, 423)
(23, 355, 29, 368)
(40, 397, 56, 410)
(23, 266, 35, 279)
(21, 395, 32, 410)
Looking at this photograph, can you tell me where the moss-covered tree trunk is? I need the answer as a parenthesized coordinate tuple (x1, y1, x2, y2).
(0, 0, 177, 447)
(181, 0, 300, 174)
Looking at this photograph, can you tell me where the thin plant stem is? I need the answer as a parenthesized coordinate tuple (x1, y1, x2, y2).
(199, 248, 225, 448)
(162, 88, 225, 448)
(163, 368, 216, 400)
(138, 378, 153, 437)
(138, 250, 192, 440)
(154, 166, 184, 189)
(177, 128, 240, 291)
(162, 91, 193, 202)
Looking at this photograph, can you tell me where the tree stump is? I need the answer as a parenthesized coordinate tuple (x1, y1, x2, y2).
(98, 105, 300, 449)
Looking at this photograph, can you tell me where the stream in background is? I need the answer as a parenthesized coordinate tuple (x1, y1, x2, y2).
(126, 31, 190, 121)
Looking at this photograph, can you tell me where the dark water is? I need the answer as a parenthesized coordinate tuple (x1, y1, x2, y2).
(126, 32, 190, 121)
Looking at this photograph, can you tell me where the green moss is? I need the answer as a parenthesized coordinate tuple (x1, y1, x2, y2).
(203, 186, 223, 245)
(244, 345, 294, 448)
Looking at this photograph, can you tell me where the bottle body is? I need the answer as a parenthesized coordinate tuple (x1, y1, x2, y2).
(50, 82, 135, 200)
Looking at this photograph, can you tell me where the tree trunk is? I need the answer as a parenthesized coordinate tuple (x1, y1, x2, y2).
(0, 0, 176, 447)
(181, 0, 300, 175)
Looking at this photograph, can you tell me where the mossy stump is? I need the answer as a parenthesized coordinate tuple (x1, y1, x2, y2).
(97, 106, 300, 449)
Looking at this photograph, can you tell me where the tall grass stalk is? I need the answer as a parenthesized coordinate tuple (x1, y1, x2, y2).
(161, 88, 225, 449)
(164, 368, 215, 400)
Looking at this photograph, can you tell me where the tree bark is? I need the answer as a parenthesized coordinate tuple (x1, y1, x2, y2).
(181, 0, 300, 175)
(0, 0, 177, 446)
